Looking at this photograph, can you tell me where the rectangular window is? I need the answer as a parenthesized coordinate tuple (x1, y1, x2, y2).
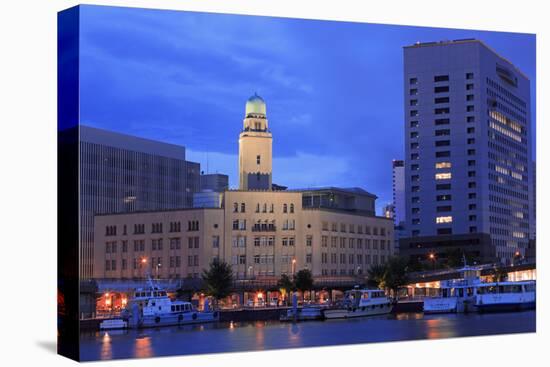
(410, 99, 418, 106)
(435, 173, 452, 180)
(467, 127, 475, 133)
(410, 121, 419, 128)
(410, 77, 418, 85)
(435, 107, 450, 114)
(436, 184, 451, 190)
(436, 194, 452, 201)
(412, 196, 420, 203)
(436, 216, 453, 224)
(466, 72, 474, 79)
(466, 83, 474, 90)
(411, 164, 419, 170)
(435, 140, 450, 146)
(466, 105, 474, 112)
(410, 132, 419, 138)
(435, 162, 451, 169)
(410, 88, 418, 95)
(411, 153, 419, 160)
(466, 94, 474, 101)
(434, 75, 449, 82)
(435, 151, 451, 158)
(411, 186, 420, 193)
(435, 118, 450, 125)
(434, 97, 450, 104)
(437, 228, 452, 235)
(435, 129, 450, 136)
(410, 110, 419, 117)
(434, 86, 449, 93)
(467, 116, 475, 122)
(437, 205, 452, 212)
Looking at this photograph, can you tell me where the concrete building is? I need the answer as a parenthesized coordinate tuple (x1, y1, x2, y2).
(400, 39, 533, 265)
(93, 95, 394, 280)
(79, 125, 200, 279)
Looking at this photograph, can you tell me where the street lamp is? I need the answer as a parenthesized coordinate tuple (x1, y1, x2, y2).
(428, 253, 436, 270)
(140, 257, 147, 279)
(156, 262, 162, 279)
(248, 265, 253, 279)
(292, 258, 296, 275)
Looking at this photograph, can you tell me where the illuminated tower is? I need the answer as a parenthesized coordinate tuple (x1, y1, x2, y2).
(239, 93, 272, 190)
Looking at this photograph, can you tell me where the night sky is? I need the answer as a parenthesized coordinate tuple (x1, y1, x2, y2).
(79, 5, 536, 213)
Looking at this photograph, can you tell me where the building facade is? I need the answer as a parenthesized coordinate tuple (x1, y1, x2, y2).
(392, 159, 406, 226)
(93, 95, 393, 280)
(94, 193, 394, 279)
(80, 125, 200, 279)
(401, 39, 533, 265)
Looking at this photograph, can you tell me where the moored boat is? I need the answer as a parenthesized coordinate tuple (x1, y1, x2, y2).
(423, 265, 481, 314)
(121, 278, 219, 328)
(475, 281, 535, 313)
(323, 288, 393, 319)
(280, 306, 323, 322)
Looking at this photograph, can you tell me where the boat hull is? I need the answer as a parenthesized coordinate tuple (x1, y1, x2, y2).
(130, 311, 219, 328)
(476, 301, 535, 313)
(323, 303, 393, 319)
(280, 307, 323, 322)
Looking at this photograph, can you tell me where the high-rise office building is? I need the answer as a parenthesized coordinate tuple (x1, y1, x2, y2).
(79, 125, 200, 278)
(400, 39, 533, 265)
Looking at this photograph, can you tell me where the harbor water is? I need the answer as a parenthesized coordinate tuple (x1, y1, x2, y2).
(80, 310, 535, 361)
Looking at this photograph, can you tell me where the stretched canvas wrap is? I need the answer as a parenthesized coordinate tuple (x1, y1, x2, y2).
(57, 4, 537, 362)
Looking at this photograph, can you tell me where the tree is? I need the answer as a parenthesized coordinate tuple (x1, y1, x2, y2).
(366, 264, 387, 289)
(201, 258, 233, 308)
(383, 256, 410, 297)
(294, 269, 314, 293)
(490, 266, 508, 283)
(277, 274, 294, 305)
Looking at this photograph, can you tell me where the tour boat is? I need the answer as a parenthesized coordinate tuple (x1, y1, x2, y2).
(279, 305, 324, 322)
(423, 265, 481, 314)
(475, 280, 536, 312)
(423, 263, 536, 314)
(322, 288, 393, 319)
(121, 278, 219, 328)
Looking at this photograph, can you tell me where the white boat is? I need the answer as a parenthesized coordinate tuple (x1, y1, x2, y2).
(122, 278, 219, 328)
(99, 318, 127, 330)
(423, 265, 481, 314)
(423, 264, 536, 314)
(280, 306, 323, 322)
(323, 289, 393, 319)
(475, 281, 535, 312)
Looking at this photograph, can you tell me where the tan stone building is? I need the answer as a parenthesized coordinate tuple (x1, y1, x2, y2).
(93, 95, 394, 280)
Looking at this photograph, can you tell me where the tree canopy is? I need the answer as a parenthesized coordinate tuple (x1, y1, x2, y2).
(201, 258, 234, 301)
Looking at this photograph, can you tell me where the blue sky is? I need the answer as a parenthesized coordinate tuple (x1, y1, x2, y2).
(79, 5, 536, 213)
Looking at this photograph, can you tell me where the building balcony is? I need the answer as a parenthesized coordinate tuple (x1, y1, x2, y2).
(252, 224, 277, 232)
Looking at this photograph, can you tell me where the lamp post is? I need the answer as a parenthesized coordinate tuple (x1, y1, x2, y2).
(292, 258, 296, 276)
(429, 253, 436, 271)
(156, 262, 162, 279)
(141, 257, 147, 279)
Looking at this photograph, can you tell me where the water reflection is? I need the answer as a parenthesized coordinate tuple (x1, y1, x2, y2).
(134, 335, 153, 358)
(100, 332, 112, 360)
(80, 311, 535, 361)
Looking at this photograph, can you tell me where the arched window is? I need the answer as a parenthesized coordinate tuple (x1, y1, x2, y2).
(290, 203, 294, 213)
(233, 203, 238, 213)
(263, 203, 267, 213)
(241, 203, 246, 213)
(283, 204, 288, 213)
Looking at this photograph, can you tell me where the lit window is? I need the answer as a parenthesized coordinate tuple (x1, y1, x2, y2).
(436, 216, 453, 224)
(435, 162, 451, 169)
(435, 173, 452, 180)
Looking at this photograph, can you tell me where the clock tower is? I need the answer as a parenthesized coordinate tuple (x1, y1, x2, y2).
(239, 93, 272, 190)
